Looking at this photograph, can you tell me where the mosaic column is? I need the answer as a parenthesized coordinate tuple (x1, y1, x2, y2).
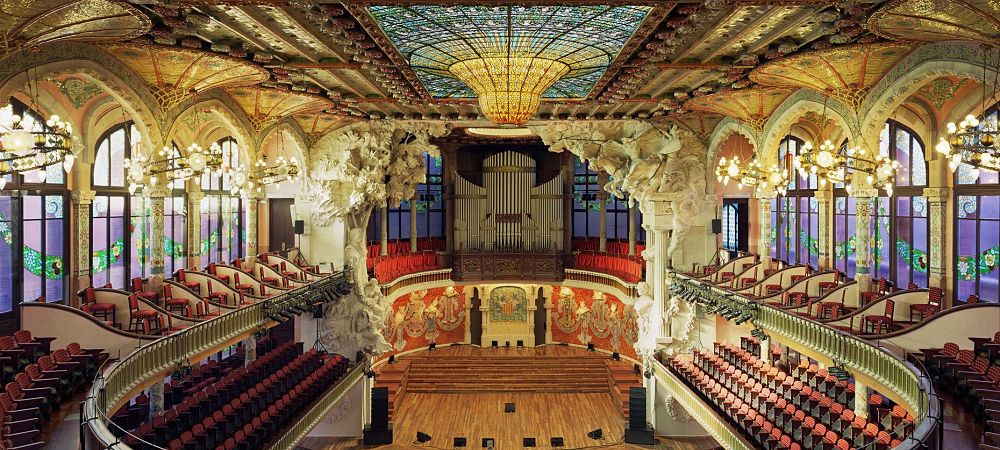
(598, 172, 609, 252)
(245, 193, 263, 269)
(71, 190, 95, 303)
(852, 188, 879, 302)
(149, 382, 164, 418)
(243, 336, 257, 366)
(186, 190, 204, 269)
(814, 189, 834, 270)
(755, 190, 777, 268)
(147, 187, 168, 280)
(854, 382, 869, 419)
(924, 188, 949, 295)
(628, 205, 637, 256)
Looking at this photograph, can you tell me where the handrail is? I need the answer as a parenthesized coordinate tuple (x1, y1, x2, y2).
(82, 272, 346, 450)
(269, 363, 365, 450)
(651, 359, 755, 450)
(379, 268, 453, 297)
(669, 271, 938, 449)
(563, 268, 638, 299)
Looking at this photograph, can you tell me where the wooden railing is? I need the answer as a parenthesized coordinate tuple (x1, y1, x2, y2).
(82, 272, 346, 449)
(379, 268, 453, 297)
(651, 359, 756, 450)
(669, 271, 941, 449)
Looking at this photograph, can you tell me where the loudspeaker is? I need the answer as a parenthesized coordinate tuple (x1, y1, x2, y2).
(388, 355, 395, 364)
(454, 437, 467, 447)
(311, 304, 324, 318)
(416, 432, 431, 443)
(293, 220, 305, 235)
(482, 438, 495, 448)
(587, 343, 595, 352)
(550, 437, 564, 447)
(523, 438, 536, 447)
(711, 218, 722, 234)
(371, 387, 390, 430)
(517, 340, 524, 348)
(492, 341, 498, 348)
(612, 352, 620, 361)
(625, 387, 655, 445)
(504, 402, 515, 413)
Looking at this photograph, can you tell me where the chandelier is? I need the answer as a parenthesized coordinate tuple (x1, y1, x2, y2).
(449, 57, 570, 126)
(934, 46, 999, 173)
(227, 155, 300, 197)
(0, 105, 76, 189)
(715, 154, 789, 196)
(794, 139, 899, 196)
(124, 142, 223, 195)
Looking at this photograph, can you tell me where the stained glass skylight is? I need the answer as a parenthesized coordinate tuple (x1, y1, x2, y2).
(366, 5, 652, 99)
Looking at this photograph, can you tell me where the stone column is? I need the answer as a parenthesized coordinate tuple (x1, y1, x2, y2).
(814, 189, 834, 270)
(463, 289, 473, 344)
(149, 382, 164, 418)
(640, 194, 673, 340)
(852, 187, 879, 301)
(410, 196, 418, 253)
(854, 381, 869, 419)
(755, 190, 777, 268)
(243, 336, 257, 366)
(644, 369, 656, 429)
(245, 193, 263, 268)
(628, 204, 637, 256)
(379, 206, 389, 257)
(924, 187, 949, 296)
(186, 189, 204, 270)
(598, 172, 609, 252)
(70, 190, 95, 304)
(147, 188, 168, 283)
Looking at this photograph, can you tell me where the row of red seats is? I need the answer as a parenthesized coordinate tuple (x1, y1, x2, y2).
(922, 334, 1000, 426)
(121, 341, 306, 447)
(571, 239, 646, 256)
(573, 253, 643, 283)
(367, 238, 445, 259)
(373, 253, 440, 282)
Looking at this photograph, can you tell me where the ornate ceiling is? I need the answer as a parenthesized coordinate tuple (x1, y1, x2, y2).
(0, 0, 149, 54)
(867, 0, 1000, 47)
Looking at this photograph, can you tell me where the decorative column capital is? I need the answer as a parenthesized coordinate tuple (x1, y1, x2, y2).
(753, 189, 777, 200)
(814, 190, 834, 202)
(71, 190, 96, 204)
(923, 187, 949, 203)
(187, 191, 205, 202)
(850, 188, 880, 199)
(146, 187, 171, 198)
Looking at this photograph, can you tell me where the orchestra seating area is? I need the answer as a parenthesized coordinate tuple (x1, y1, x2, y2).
(670, 339, 912, 450)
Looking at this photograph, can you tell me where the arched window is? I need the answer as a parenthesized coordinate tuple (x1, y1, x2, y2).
(0, 98, 69, 312)
(773, 136, 819, 268)
(883, 120, 929, 289)
(955, 102, 1000, 302)
(200, 137, 243, 266)
(91, 122, 142, 288)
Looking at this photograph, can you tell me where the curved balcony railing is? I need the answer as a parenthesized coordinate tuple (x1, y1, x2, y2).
(379, 268, 453, 297)
(564, 268, 638, 299)
(669, 271, 941, 450)
(82, 272, 347, 449)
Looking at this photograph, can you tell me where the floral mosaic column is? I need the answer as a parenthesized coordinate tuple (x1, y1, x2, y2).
(853, 188, 879, 302)
(186, 191, 204, 269)
(756, 190, 776, 267)
(924, 187, 949, 293)
(245, 193, 262, 268)
(71, 190, 95, 302)
(815, 189, 833, 269)
(148, 188, 168, 279)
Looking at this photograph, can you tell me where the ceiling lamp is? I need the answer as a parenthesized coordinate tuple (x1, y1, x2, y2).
(0, 105, 76, 189)
(716, 154, 789, 196)
(228, 155, 301, 197)
(449, 57, 569, 126)
(124, 142, 223, 195)
(934, 45, 999, 174)
(794, 139, 899, 196)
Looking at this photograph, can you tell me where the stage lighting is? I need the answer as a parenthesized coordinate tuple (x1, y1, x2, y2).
(454, 437, 467, 447)
(587, 343, 595, 352)
(550, 437, 564, 447)
(751, 328, 768, 341)
(587, 429, 603, 440)
(829, 364, 851, 381)
(429, 342, 436, 351)
(416, 431, 431, 443)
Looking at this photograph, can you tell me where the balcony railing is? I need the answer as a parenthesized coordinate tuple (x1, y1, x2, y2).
(82, 272, 347, 449)
(652, 359, 755, 450)
(564, 268, 638, 299)
(669, 271, 941, 449)
(268, 363, 365, 450)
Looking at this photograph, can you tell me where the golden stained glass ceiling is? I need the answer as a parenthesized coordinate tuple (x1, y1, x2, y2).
(0, 0, 149, 53)
(684, 87, 793, 133)
(867, 0, 1000, 47)
(104, 43, 270, 111)
(365, 5, 652, 99)
(748, 42, 914, 112)
(225, 87, 334, 131)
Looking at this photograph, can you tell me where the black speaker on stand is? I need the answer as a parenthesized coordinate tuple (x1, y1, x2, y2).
(710, 218, 722, 234)
(363, 387, 393, 444)
(624, 387, 654, 444)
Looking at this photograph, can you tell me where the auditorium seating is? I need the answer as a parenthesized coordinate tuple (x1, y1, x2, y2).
(571, 238, 645, 256)
(573, 253, 644, 283)
(670, 341, 910, 450)
(373, 252, 441, 282)
(919, 333, 1000, 424)
(119, 340, 351, 450)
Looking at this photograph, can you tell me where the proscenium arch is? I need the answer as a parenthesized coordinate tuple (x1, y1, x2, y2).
(0, 44, 165, 151)
(860, 41, 999, 141)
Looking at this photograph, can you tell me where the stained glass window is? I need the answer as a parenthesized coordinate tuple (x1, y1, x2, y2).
(366, 5, 652, 99)
(164, 196, 185, 276)
(773, 136, 817, 267)
(91, 195, 127, 288)
(92, 123, 140, 289)
(572, 157, 601, 240)
(414, 153, 445, 239)
(0, 195, 13, 312)
(955, 102, 1000, 301)
(722, 202, 739, 252)
(201, 137, 243, 266)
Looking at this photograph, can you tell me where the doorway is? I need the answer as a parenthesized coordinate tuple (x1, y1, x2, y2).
(722, 199, 749, 258)
(268, 198, 296, 252)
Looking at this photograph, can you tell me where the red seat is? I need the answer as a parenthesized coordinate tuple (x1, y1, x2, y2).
(163, 285, 191, 316)
(131, 277, 159, 303)
(863, 299, 895, 334)
(128, 294, 159, 333)
(81, 287, 116, 325)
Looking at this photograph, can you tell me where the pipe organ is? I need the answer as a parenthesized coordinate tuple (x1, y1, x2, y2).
(454, 150, 564, 252)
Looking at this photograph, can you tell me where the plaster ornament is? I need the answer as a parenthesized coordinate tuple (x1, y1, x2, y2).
(664, 395, 694, 423)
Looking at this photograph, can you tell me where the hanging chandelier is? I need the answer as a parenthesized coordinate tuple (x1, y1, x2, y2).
(227, 155, 300, 197)
(934, 45, 999, 173)
(794, 139, 899, 196)
(715, 154, 789, 196)
(0, 104, 76, 188)
(124, 142, 223, 195)
(449, 57, 570, 126)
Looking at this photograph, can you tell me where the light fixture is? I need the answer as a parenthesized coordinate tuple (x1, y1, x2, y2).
(795, 140, 899, 196)
(227, 155, 300, 197)
(124, 142, 223, 195)
(935, 45, 999, 174)
(449, 57, 569, 126)
(715, 154, 789, 196)
(0, 101, 77, 188)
